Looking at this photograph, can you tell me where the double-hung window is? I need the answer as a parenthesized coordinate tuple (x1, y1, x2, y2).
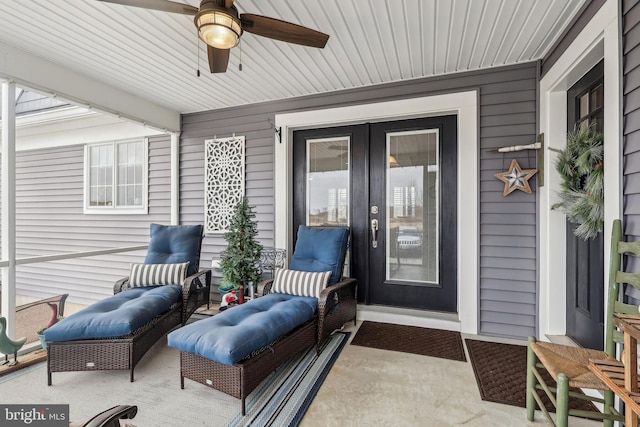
(84, 138, 148, 214)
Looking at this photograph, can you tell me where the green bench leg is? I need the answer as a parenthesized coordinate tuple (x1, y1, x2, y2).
(603, 389, 614, 427)
(556, 373, 569, 427)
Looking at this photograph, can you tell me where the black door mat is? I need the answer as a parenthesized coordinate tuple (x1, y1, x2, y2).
(350, 321, 466, 362)
(465, 339, 597, 412)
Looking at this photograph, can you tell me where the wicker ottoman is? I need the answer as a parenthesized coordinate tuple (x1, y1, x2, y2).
(168, 293, 319, 415)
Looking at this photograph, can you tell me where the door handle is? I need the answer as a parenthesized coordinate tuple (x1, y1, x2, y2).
(371, 219, 379, 248)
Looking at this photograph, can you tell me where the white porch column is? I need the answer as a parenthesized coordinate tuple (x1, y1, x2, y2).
(1, 81, 16, 337)
(170, 132, 180, 225)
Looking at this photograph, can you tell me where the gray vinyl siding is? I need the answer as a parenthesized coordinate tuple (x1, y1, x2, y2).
(624, 0, 640, 268)
(14, 135, 171, 306)
(181, 63, 538, 339)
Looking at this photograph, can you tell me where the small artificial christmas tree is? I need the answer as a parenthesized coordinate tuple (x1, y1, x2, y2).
(219, 197, 263, 303)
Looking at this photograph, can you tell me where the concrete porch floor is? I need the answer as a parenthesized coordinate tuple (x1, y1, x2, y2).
(301, 320, 601, 427)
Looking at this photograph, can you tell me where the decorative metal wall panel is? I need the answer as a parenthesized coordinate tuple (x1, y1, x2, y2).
(205, 136, 245, 234)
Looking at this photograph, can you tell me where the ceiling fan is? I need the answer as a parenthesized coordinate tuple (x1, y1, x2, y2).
(96, 0, 330, 73)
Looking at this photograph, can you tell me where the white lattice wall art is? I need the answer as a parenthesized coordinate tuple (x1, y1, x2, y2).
(204, 136, 245, 233)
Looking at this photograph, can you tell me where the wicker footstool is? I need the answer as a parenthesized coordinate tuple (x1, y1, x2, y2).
(168, 293, 319, 414)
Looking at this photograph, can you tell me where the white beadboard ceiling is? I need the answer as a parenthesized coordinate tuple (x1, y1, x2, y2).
(0, 0, 586, 115)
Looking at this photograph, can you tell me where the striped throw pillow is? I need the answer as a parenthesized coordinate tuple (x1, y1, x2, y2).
(271, 268, 332, 298)
(129, 262, 190, 287)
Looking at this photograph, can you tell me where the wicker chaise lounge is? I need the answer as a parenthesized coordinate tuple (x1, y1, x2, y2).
(168, 226, 357, 415)
(45, 224, 211, 384)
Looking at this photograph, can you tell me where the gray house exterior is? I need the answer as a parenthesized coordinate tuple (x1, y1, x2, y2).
(624, 0, 640, 250)
(15, 135, 172, 306)
(5, 0, 640, 345)
(181, 63, 538, 339)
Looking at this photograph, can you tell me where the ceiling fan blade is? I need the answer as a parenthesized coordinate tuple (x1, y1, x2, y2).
(95, 0, 198, 15)
(208, 46, 230, 73)
(240, 14, 329, 48)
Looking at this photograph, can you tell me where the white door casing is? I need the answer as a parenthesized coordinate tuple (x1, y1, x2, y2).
(538, 0, 621, 341)
(274, 91, 479, 334)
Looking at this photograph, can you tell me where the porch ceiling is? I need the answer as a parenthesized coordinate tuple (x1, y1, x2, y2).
(0, 0, 586, 115)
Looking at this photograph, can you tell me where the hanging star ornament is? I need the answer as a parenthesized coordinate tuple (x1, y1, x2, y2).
(494, 159, 538, 196)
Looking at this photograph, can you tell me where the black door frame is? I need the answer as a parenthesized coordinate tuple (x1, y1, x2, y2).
(292, 124, 370, 302)
(292, 115, 458, 311)
(367, 116, 458, 311)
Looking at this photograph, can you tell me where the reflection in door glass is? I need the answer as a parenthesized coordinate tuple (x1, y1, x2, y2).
(306, 137, 350, 227)
(387, 130, 438, 285)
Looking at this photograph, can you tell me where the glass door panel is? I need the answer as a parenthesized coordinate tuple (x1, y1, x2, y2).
(305, 136, 351, 277)
(386, 130, 439, 285)
(306, 137, 350, 227)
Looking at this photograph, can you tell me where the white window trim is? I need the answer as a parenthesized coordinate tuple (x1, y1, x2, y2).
(274, 90, 478, 334)
(83, 137, 149, 215)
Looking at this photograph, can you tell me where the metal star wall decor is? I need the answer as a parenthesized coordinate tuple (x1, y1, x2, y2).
(494, 159, 538, 196)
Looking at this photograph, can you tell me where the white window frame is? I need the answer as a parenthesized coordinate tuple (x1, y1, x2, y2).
(83, 138, 149, 215)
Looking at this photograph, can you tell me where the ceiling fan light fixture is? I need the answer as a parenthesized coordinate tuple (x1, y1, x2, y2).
(195, 7, 242, 49)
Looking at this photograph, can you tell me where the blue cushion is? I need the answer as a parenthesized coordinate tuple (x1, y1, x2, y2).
(44, 285, 182, 342)
(289, 226, 349, 286)
(168, 293, 317, 365)
(144, 223, 203, 277)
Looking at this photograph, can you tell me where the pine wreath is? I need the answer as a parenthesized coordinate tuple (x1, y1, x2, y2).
(552, 125, 604, 240)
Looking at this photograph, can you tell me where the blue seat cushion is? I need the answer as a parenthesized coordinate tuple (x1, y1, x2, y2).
(44, 285, 182, 342)
(167, 293, 317, 365)
(144, 223, 203, 277)
(289, 226, 349, 286)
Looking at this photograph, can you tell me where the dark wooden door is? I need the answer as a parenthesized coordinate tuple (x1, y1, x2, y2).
(565, 60, 604, 350)
(292, 115, 458, 312)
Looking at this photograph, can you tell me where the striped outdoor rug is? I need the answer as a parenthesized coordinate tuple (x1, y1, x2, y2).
(229, 331, 349, 427)
(0, 333, 348, 426)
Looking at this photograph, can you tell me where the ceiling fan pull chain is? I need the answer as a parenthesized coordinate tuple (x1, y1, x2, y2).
(239, 40, 243, 72)
(196, 30, 201, 77)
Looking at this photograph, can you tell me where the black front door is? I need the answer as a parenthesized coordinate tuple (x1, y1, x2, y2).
(565, 60, 604, 350)
(293, 115, 458, 312)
